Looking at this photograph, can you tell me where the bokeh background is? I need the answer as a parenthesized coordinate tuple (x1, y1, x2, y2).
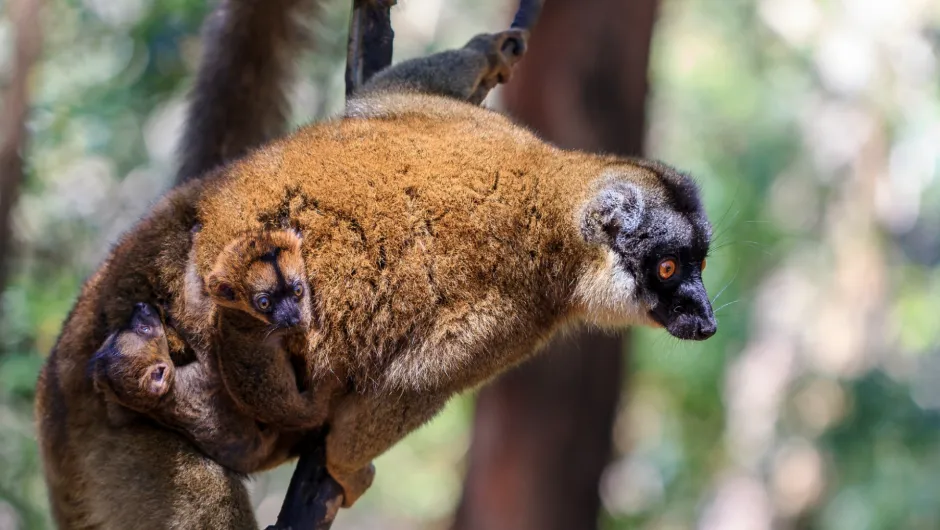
(1, 0, 940, 528)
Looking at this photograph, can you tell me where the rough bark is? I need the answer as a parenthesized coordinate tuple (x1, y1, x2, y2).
(453, 0, 659, 528)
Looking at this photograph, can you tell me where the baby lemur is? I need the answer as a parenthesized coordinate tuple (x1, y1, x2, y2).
(204, 228, 338, 429)
(36, 20, 716, 530)
(90, 302, 174, 414)
(89, 301, 280, 473)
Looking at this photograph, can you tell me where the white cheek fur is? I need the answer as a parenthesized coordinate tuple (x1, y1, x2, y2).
(572, 248, 650, 329)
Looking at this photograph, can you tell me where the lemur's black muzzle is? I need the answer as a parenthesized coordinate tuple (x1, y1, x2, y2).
(650, 280, 717, 341)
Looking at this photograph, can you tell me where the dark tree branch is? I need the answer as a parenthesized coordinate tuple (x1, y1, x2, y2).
(265, 431, 344, 530)
(344, 0, 395, 96)
(0, 0, 42, 327)
(510, 0, 543, 31)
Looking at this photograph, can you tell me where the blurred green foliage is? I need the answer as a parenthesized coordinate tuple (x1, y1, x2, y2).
(1, 0, 939, 529)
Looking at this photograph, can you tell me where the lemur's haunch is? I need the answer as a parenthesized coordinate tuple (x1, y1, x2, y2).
(35, 26, 716, 529)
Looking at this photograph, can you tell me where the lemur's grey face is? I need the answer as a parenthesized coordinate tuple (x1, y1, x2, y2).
(580, 163, 717, 341)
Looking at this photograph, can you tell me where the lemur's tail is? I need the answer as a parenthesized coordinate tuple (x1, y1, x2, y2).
(175, 0, 318, 185)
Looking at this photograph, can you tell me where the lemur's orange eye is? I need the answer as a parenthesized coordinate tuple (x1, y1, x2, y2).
(701, 259, 706, 272)
(657, 258, 677, 280)
(293, 283, 304, 298)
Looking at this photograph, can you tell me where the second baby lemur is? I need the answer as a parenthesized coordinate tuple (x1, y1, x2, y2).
(36, 19, 718, 530)
(90, 301, 280, 473)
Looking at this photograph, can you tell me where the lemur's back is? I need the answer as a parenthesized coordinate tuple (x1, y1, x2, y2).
(193, 96, 602, 391)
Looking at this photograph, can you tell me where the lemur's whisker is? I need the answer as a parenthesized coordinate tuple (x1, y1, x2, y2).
(711, 268, 739, 305)
(713, 299, 739, 314)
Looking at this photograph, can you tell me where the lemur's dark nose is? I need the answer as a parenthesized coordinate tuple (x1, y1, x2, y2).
(281, 307, 302, 328)
(696, 320, 717, 340)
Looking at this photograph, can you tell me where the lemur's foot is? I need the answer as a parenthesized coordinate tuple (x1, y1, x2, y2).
(327, 461, 376, 508)
(466, 29, 529, 103)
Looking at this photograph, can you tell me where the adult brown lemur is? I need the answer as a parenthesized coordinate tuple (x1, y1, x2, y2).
(189, 31, 717, 506)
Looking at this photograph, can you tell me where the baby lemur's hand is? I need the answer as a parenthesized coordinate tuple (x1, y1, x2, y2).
(465, 29, 529, 103)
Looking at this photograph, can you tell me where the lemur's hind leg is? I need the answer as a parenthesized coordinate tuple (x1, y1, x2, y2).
(357, 29, 528, 104)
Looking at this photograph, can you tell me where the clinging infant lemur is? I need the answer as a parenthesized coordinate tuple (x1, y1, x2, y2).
(90, 301, 280, 473)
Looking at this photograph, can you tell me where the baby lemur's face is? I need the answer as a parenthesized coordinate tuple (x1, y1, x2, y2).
(93, 302, 172, 402)
(206, 229, 312, 331)
(577, 163, 717, 341)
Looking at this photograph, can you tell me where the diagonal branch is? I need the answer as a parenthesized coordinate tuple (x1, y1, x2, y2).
(265, 431, 344, 530)
(510, 0, 543, 31)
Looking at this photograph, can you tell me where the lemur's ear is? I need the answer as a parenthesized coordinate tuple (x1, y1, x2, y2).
(206, 273, 236, 302)
(580, 181, 645, 245)
(284, 228, 303, 251)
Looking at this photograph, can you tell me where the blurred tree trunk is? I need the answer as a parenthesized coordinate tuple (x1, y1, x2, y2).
(452, 0, 658, 528)
(0, 0, 43, 326)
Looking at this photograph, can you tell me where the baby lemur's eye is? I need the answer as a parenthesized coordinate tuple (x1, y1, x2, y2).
(254, 294, 272, 312)
(657, 258, 678, 281)
(138, 325, 152, 335)
(293, 282, 304, 299)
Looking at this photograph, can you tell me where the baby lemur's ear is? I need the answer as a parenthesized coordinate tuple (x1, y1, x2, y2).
(284, 228, 303, 251)
(580, 181, 645, 245)
(205, 273, 236, 302)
